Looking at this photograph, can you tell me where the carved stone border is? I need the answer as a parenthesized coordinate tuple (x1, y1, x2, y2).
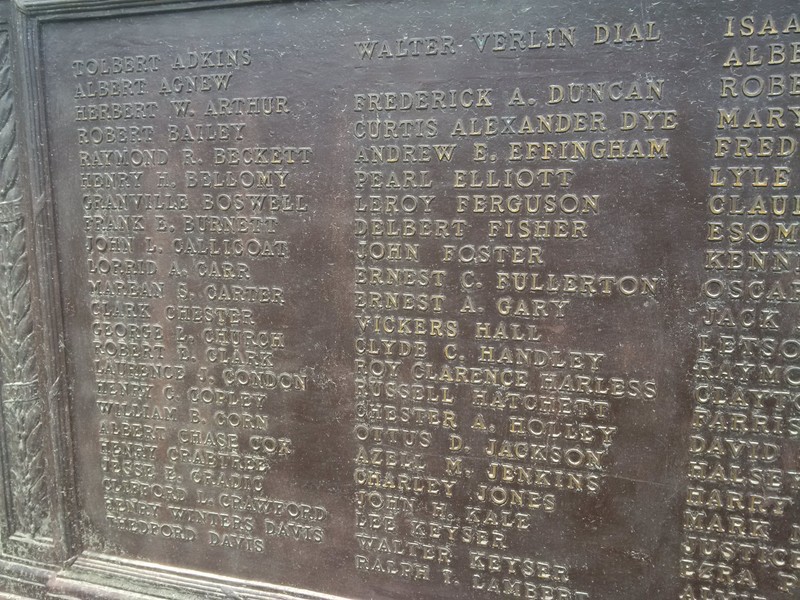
(0, 19, 51, 547)
(0, 3, 60, 596)
(4, 0, 75, 573)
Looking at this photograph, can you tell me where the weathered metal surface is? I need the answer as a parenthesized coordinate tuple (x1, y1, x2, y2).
(0, 0, 797, 598)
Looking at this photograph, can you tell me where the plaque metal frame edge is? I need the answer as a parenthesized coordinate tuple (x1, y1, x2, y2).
(14, 0, 270, 19)
(0, 2, 60, 597)
(50, 552, 353, 600)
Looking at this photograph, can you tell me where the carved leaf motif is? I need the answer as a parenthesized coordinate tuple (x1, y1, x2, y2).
(3, 383, 48, 537)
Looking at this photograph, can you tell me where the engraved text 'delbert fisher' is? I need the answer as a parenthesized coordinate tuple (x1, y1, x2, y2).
(0, 1, 797, 599)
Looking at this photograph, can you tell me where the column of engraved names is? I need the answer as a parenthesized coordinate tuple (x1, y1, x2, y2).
(681, 14, 800, 600)
(73, 47, 328, 553)
(164, 48, 325, 552)
(350, 22, 671, 595)
(74, 53, 183, 541)
(352, 85, 460, 584)
(441, 71, 668, 595)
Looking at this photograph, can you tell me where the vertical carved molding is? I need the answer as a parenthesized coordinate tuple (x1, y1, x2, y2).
(0, 26, 50, 541)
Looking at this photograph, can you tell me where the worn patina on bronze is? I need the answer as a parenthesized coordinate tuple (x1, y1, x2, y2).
(0, 0, 797, 598)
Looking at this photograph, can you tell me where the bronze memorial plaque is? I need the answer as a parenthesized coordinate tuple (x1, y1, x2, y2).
(0, 0, 797, 598)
